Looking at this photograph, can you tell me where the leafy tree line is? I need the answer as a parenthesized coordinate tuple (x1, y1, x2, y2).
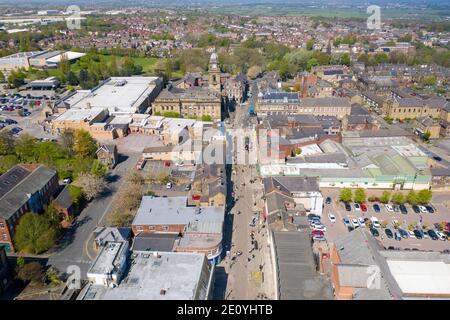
(340, 188, 433, 205)
(59, 52, 143, 89)
(0, 129, 106, 180)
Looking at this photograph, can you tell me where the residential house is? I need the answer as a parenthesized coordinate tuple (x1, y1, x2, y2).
(414, 117, 441, 139)
(96, 144, 119, 169)
(0, 164, 59, 253)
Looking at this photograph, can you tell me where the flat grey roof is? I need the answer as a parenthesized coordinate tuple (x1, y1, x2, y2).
(132, 233, 178, 252)
(87, 242, 128, 276)
(67, 77, 161, 113)
(81, 251, 211, 300)
(132, 196, 224, 227)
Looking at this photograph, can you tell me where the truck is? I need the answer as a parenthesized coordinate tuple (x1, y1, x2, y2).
(136, 159, 146, 170)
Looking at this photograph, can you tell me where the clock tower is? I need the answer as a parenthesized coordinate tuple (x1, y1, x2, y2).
(209, 51, 221, 92)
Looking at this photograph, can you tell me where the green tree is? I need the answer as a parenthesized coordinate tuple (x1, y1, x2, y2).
(16, 261, 45, 286)
(201, 115, 213, 122)
(14, 213, 57, 254)
(60, 129, 76, 157)
(353, 188, 367, 203)
(14, 133, 37, 162)
(417, 189, 432, 205)
(91, 159, 108, 177)
(66, 71, 79, 86)
(307, 58, 319, 71)
(306, 38, 314, 51)
(422, 131, 431, 141)
(406, 190, 418, 205)
(0, 130, 15, 155)
(59, 53, 70, 83)
(339, 188, 352, 202)
(340, 53, 351, 66)
(74, 129, 97, 158)
(392, 192, 405, 204)
(380, 191, 391, 204)
(7, 70, 26, 88)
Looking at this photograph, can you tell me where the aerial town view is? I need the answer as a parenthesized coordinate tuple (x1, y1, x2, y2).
(0, 0, 449, 307)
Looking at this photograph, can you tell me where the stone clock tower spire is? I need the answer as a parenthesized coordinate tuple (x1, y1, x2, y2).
(208, 50, 221, 92)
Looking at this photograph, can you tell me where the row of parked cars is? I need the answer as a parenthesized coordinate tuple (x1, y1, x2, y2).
(308, 214, 327, 241)
(343, 202, 435, 215)
(342, 214, 449, 241)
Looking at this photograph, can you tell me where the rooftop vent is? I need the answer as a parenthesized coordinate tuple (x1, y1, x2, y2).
(160, 289, 166, 295)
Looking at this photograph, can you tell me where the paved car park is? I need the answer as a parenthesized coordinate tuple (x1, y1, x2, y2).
(318, 191, 449, 252)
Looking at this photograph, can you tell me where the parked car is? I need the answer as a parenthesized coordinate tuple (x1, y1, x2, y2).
(428, 229, 438, 240)
(328, 212, 336, 223)
(136, 159, 146, 170)
(184, 184, 191, 191)
(433, 156, 442, 162)
(370, 217, 380, 228)
(311, 230, 325, 237)
(62, 178, 71, 185)
(436, 231, 447, 241)
(313, 224, 327, 232)
(385, 204, 394, 212)
(412, 205, 421, 214)
(360, 203, 367, 212)
(393, 205, 400, 212)
(166, 182, 172, 189)
(344, 202, 351, 211)
(408, 230, 416, 238)
(413, 229, 423, 239)
(347, 226, 354, 232)
(358, 217, 366, 227)
(418, 206, 428, 214)
(370, 228, 379, 237)
(354, 203, 361, 211)
(351, 218, 359, 228)
(10, 127, 22, 135)
(399, 204, 408, 214)
(312, 235, 326, 242)
(394, 232, 401, 241)
(325, 197, 331, 204)
(308, 213, 320, 220)
(385, 229, 394, 238)
(398, 228, 409, 239)
(343, 217, 351, 227)
(425, 205, 435, 213)
(373, 203, 381, 213)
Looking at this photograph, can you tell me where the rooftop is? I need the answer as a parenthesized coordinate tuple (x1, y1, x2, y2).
(81, 251, 212, 300)
(132, 196, 224, 227)
(65, 77, 161, 114)
(272, 231, 332, 300)
(0, 164, 56, 220)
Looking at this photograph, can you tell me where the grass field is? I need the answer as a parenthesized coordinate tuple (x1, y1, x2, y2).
(209, 5, 449, 21)
(43, 54, 183, 79)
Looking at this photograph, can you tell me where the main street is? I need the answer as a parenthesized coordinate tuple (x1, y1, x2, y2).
(216, 80, 275, 300)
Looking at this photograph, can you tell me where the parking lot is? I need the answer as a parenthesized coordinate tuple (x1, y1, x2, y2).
(317, 190, 450, 252)
(112, 133, 164, 153)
